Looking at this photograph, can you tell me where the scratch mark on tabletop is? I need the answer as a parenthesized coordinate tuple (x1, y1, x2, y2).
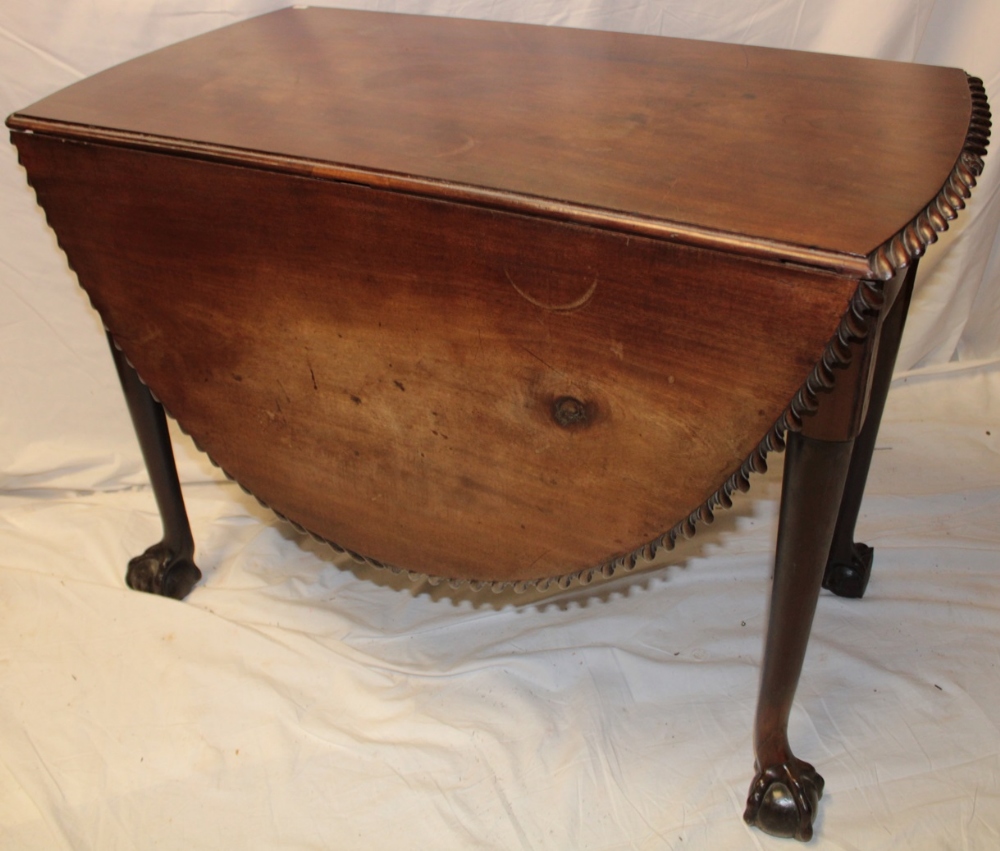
(515, 343, 565, 378)
(504, 267, 598, 312)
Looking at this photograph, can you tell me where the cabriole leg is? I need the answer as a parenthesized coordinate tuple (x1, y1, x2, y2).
(823, 265, 915, 598)
(744, 432, 854, 841)
(108, 334, 201, 599)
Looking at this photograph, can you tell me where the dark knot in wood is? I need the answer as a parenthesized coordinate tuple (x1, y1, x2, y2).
(553, 396, 588, 427)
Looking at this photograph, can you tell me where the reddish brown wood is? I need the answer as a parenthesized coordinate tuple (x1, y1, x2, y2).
(5, 8, 990, 842)
(13, 132, 856, 583)
(7, 7, 974, 273)
(744, 432, 855, 840)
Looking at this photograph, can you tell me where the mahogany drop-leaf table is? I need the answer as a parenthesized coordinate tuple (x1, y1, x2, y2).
(7, 7, 990, 841)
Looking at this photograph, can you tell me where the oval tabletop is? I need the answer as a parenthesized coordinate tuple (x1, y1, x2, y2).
(6, 7, 989, 585)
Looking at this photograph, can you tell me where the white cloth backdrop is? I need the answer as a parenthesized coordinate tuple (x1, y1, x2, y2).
(2, 2, 999, 849)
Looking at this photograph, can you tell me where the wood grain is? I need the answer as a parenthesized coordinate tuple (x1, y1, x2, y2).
(8, 6, 973, 269)
(8, 8, 986, 582)
(14, 133, 857, 582)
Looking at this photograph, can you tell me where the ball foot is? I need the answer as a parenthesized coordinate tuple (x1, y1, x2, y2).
(823, 541, 873, 598)
(126, 541, 202, 600)
(744, 757, 824, 841)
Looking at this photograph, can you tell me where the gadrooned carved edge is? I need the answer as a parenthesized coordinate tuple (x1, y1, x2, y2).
(868, 74, 991, 281)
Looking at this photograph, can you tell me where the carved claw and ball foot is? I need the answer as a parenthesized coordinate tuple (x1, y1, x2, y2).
(109, 335, 201, 601)
(744, 757, 825, 841)
(745, 433, 854, 841)
(126, 541, 202, 600)
(823, 541, 873, 598)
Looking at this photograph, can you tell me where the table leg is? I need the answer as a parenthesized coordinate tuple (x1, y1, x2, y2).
(823, 265, 915, 598)
(744, 432, 854, 840)
(108, 334, 201, 599)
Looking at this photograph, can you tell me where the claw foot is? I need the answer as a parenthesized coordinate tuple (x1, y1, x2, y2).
(823, 541, 873, 598)
(126, 541, 202, 600)
(744, 757, 824, 841)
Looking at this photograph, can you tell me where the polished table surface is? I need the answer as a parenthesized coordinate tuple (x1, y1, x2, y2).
(11, 6, 977, 271)
(7, 6, 990, 841)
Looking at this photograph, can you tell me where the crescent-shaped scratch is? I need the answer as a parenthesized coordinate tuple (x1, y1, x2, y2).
(435, 133, 478, 158)
(504, 268, 598, 312)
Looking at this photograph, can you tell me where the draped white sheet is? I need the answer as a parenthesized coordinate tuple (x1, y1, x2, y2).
(2, 2, 999, 848)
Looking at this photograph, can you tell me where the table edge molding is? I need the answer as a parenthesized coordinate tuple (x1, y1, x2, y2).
(867, 75, 991, 281)
(6, 69, 990, 279)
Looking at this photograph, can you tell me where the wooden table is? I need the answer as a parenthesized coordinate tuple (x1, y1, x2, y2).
(6, 6, 990, 840)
